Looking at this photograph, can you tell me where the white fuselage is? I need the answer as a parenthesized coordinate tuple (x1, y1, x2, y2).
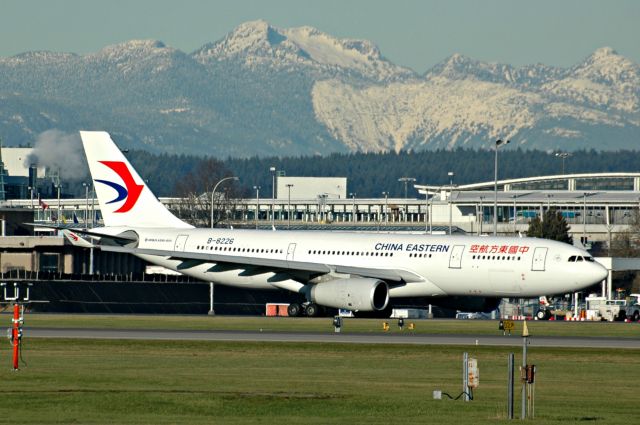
(122, 228, 607, 299)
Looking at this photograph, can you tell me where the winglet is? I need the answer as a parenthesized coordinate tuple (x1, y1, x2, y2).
(62, 229, 96, 248)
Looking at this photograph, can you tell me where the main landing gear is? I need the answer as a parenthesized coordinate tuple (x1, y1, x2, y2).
(287, 302, 323, 317)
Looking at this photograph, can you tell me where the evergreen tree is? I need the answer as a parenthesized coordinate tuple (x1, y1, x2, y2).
(526, 209, 572, 244)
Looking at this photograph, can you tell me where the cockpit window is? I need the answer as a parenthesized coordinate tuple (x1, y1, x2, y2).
(569, 255, 593, 262)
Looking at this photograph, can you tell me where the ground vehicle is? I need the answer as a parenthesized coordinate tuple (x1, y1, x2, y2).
(586, 294, 640, 322)
(621, 294, 640, 321)
(598, 299, 627, 322)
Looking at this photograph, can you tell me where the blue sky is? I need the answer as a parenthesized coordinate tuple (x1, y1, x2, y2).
(1, 0, 638, 72)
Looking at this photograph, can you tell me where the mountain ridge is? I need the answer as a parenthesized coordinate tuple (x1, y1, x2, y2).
(0, 21, 638, 156)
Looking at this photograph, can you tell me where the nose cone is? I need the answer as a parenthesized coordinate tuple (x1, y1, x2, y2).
(594, 262, 609, 283)
(575, 262, 608, 291)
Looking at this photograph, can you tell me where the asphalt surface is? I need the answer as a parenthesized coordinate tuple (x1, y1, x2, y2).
(26, 327, 640, 349)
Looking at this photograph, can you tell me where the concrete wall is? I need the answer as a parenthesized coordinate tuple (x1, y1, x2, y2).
(277, 177, 347, 200)
(0, 252, 32, 272)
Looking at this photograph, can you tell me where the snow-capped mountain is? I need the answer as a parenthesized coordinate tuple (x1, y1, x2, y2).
(314, 46, 640, 152)
(0, 21, 638, 156)
(192, 20, 415, 82)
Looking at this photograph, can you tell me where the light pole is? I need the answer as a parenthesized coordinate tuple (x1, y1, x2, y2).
(427, 186, 444, 235)
(382, 192, 389, 224)
(583, 192, 588, 244)
(286, 183, 294, 229)
(555, 152, 572, 175)
(479, 196, 484, 236)
(28, 186, 34, 213)
(210, 176, 239, 228)
(349, 192, 356, 223)
(494, 139, 510, 236)
(448, 171, 455, 235)
(270, 166, 276, 226)
(83, 182, 89, 230)
(91, 185, 96, 226)
(253, 185, 261, 229)
(398, 177, 416, 199)
(428, 192, 433, 234)
(424, 192, 429, 233)
(55, 183, 62, 224)
(512, 194, 519, 231)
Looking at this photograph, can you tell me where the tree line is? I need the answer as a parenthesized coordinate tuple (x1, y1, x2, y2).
(121, 148, 640, 199)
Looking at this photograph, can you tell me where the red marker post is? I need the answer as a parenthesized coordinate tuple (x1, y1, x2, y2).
(11, 303, 23, 371)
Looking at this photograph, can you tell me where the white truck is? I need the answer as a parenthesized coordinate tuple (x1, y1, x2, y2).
(620, 294, 640, 322)
(586, 294, 640, 322)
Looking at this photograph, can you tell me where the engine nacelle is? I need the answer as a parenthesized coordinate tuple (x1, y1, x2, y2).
(309, 278, 389, 312)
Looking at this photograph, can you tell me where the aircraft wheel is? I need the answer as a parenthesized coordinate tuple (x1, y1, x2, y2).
(305, 303, 320, 317)
(535, 309, 549, 320)
(287, 303, 302, 317)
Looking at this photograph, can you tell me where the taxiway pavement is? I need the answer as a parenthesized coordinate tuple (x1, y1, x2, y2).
(26, 327, 640, 349)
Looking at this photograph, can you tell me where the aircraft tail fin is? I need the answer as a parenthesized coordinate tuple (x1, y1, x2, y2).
(80, 131, 192, 229)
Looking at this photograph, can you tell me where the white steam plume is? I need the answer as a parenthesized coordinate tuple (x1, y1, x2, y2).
(25, 130, 88, 181)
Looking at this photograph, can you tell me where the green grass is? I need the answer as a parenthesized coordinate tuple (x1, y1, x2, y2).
(0, 338, 638, 424)
(13, 313, 640, 338)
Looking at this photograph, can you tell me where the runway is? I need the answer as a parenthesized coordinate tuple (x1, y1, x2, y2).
(26, 327, 640, 349)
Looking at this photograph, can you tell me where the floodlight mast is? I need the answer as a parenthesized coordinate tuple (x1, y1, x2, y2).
(398, 177, 416, 199)
(493, 139, 510, 236)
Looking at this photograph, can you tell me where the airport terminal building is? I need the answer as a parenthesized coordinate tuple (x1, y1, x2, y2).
(4, 171, 640, 243)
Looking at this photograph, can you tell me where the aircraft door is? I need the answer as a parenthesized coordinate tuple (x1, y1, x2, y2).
(174, 235, 189, 251)
(449, 245, 465, 269)
(287, 243, 296, 261)
(532, 247, 548, 271)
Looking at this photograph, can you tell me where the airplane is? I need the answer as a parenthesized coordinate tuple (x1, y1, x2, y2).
(73, 131, 608, 317)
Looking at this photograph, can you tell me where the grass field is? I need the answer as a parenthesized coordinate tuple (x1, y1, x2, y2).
(0, 315, 638, 424)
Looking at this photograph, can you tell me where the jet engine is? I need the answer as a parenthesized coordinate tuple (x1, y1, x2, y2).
(309, 278, 389, 312)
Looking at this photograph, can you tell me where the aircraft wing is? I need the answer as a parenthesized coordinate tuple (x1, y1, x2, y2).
(99, 245, 424, 283)
(27, 223, 138, 244)
(62, 229, 97, 248)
